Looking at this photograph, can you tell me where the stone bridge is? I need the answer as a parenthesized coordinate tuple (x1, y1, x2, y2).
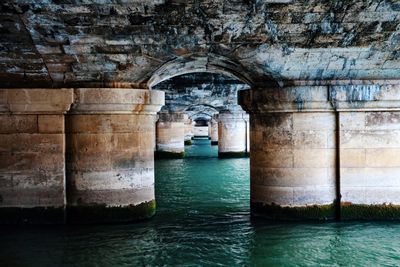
(1, 0, 400, 223)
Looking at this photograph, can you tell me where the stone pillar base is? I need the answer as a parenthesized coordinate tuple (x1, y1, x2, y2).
(67, 200, 156, 224)
(155, 151, 185, 159)
(184, 139, 193, 146)
(251, 202, 336, 221)
(340, 204, 400, 220)
(218, 151, 248, 158)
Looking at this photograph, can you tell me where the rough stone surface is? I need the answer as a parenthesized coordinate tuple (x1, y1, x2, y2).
(1, 1, 399, 88)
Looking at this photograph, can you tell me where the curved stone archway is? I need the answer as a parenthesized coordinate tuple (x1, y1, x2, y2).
(146, 53, 255, 89)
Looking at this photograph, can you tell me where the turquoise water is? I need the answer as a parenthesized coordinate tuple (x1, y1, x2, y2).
(1, 138, 400, 266)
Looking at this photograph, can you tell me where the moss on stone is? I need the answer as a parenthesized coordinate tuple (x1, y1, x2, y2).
(341, 203, 400, 220)
(218, 151, 248, 158)
(184, 140, 192, 146)
(211, 141, 218, 146)
(155, 151, 185, 159)
(251, 202, 336, 221)
(0, 207, 65, 225)
(67, 200, 156, 224)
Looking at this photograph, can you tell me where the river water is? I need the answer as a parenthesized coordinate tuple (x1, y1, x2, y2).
(1, 138, 400, 266)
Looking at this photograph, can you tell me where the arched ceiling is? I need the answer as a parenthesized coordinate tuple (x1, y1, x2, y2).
(0, 0, 399, 88)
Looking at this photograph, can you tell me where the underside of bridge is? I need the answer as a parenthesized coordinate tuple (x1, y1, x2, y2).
(1, 0, 400, 224)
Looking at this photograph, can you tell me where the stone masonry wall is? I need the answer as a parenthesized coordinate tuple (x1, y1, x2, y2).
(0, 89, 73, 224)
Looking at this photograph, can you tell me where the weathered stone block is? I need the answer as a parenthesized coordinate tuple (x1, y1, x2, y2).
(38, 115, 64, 133)
(340, 149, 366, 167)
(366, 148, 400, 167)
(253, 149, 294, 168)
(293, 130, 328, 148)
(0, 115, 37, 133)
(293, 149, 335, 168)
(293, 113, 336, 131)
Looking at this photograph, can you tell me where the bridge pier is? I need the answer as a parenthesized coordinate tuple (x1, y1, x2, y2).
(184, 116, 194, 146)
(66, 88, 164, 224)
(210, 116, 219, 146)
(156, 111, 186, 158)
(240, 83, 400, 220)
(3, 83, 400, 223)
(217, 109, 249, 158)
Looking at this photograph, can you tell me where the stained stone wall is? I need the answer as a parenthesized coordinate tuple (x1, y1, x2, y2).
(0, 89, 73, 224)
(0, 1, 399, 88)
(339, 111, 400, 218)
(240, 83, 400, 220)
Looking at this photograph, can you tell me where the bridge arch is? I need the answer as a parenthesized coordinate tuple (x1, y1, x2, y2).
(146, 53, 254, 89)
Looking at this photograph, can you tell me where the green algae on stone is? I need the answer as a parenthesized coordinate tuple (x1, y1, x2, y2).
(67, 200, 156, 224)
(251, 202, 336, 221)
(184, 140, 192, 146)
(155, 151, 185, 159)
(341, 203, 400, 220)
(218, 151, 249, 158)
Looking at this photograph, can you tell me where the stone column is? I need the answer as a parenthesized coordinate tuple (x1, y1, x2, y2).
(333, 84, 400, 220)
(217, 110, 249, 158)
(210, 116, 219, 146)
(184, 116, 194, 146)
(66, 88, 164, 224)
(156, 111, 186, 158)
(239, 86, 337, 220)
(240, 83, 400, 220)
(208, 121, 212, 139)
(0, 89, 73, 224)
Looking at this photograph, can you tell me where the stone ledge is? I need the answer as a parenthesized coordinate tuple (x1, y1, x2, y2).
(70, 88, 165, 114)
(0, 89, 74, 114)
(239, 84, 400, 113)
